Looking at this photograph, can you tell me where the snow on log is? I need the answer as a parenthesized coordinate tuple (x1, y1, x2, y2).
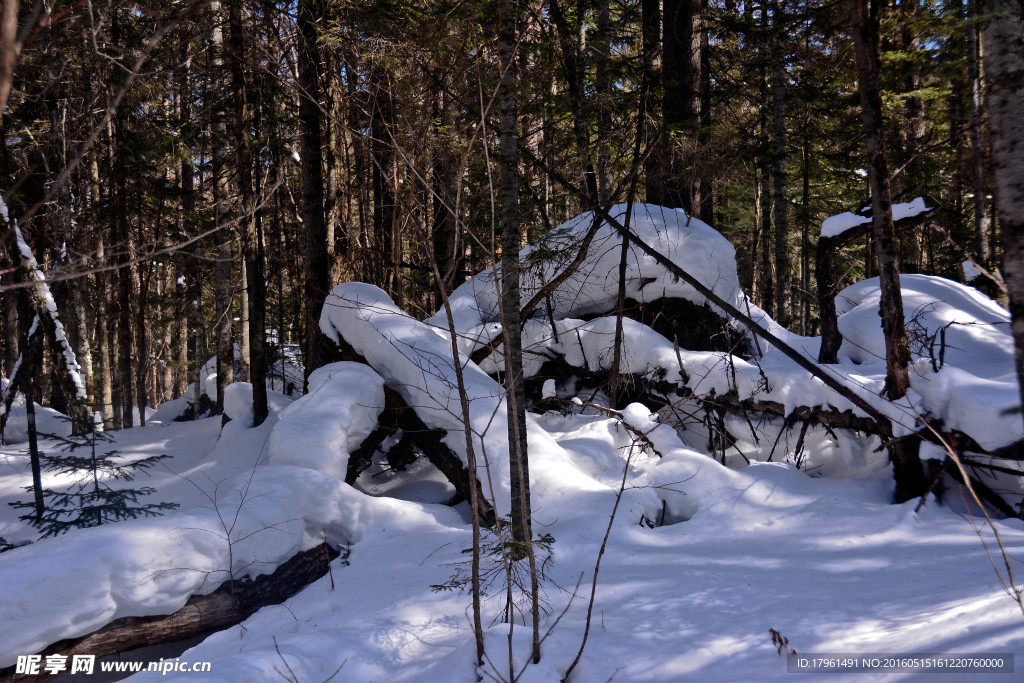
(319, 283, 616, 517)
(428, 203, 748, 358)
(0, 543, 339, 683)
(820, 197, 930, 239)
(817, 197, 937, 363)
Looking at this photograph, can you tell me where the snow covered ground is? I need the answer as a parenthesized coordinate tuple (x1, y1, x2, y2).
(1, 402, 1022, 681)
(1, 204, 1023, 681)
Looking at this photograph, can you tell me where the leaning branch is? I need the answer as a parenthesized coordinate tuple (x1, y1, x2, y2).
(0, 197, 91, 434)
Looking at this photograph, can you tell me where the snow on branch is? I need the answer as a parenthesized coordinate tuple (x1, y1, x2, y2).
(0, 193, 88, 407)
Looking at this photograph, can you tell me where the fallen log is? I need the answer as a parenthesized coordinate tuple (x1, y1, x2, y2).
(527, 363, 1023, 514)
(318, 305, 496, 522)
(816, 201, 939, 364)
(0, 542, 339, 683)
(347, 387, 496, 522)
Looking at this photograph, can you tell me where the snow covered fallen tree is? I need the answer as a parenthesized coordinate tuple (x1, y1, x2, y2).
(417, 203, 1023, 511)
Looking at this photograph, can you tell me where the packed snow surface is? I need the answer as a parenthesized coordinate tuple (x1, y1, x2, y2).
(3, 405, 1022, 681)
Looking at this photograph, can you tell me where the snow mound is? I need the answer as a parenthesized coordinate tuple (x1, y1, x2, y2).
(428, 203, 744, 354)
(320, 283, 622, 516)
(836, 274, 1019, 449)
(0, 394, 72, 444)
(268, 363, 385, 480)
(0, 365, 409, 667)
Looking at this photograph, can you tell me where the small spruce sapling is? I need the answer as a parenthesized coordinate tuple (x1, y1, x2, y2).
(10, 425, 178, 538)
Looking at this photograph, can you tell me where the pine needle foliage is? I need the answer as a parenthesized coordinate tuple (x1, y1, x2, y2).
(10, 428, 178, 538)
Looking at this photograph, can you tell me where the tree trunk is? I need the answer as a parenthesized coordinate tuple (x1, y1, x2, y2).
(849, 0, 924, 501)
(431, 91, 461, 309)
(595, 0, 612, 206)
(770, 0, 790, 327)
(211, 0, 233, 414)
(499, 0, 531, 546)
(0, 543, 339, 683)
(297, 0, 330, 390)
(642, 0, 662, 206)
(967, 4, 990, 267)
(370, 65, 401, 305)
(498, 2, 539, 661)
(229, 0, 264, 423)
(980, 0, 1024, 427)
(654, 0, 703, 211)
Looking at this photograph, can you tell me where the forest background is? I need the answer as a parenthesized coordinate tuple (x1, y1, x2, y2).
(0, 0, 1019, 444)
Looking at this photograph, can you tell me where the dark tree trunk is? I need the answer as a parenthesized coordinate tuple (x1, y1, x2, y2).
(547, 0, 597, 209)
(211, 0, 234, 414)
(652, 0, 703, 211)
(770, 0, 790, 327)
(229, 0, 267, 425)
(966, 2, 990, 267)
(431, 91, 461, 308)
(849, 0, 924, 501)
(642, 0, 662, 206)
(499, 0, 532, 551)
(297, 0, 330, 389)
(370, 65, 401, 305)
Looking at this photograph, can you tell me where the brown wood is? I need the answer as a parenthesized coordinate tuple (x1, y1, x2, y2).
(816, 204, 938, 364)
(0, 542, 339, 683)
(347, 387, 495, 522)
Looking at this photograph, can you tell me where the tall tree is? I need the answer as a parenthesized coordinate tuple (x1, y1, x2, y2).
(980, 0, 1024, 424)
(649, 0, 704, 211)
(228, 0, 268, 425)
(210, 0, 235, 415)
(297, 0, 330, 388)
(770, 0, 790, 327)
(849, 0, 925, 501)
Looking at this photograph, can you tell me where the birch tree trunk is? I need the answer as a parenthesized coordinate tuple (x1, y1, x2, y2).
(980, 0, 1024, 424)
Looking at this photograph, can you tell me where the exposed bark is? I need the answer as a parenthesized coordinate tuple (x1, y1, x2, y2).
(498, 0, 532, 552)
(347, 387, 495, 520)
(297, 0, 331, 388)
(0, 543, 339, 683)
(770, 0, 790, 328)
(980, 0, 1024, 430)
(229, 0, 267, 425)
